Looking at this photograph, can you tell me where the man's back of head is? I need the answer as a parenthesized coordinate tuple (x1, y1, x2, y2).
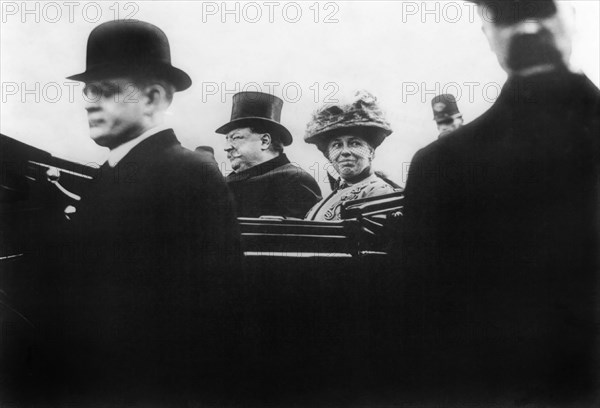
(471, 0, 575, 76)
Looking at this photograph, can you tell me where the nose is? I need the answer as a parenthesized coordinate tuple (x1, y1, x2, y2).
(85, 105, 100, 114)
(84, 95, 101, 113)
(224, 141, 233, 152)
(83, 84, 102, 111)
(340, 143, 352, 156)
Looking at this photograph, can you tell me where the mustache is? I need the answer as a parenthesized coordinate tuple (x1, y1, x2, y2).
(507, 32, 563, 71)
(88, 118, 104, 127)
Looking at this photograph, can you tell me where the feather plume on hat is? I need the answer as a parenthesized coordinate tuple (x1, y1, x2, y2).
(304, 90, 392, 149)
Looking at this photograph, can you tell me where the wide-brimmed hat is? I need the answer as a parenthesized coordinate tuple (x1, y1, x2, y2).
(304, 90, 392, 148)
(215, 92, 293, 146)
(67, 20, 191, 91)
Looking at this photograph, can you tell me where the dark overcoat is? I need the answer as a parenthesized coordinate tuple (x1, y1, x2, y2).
(226, 153, 322, 218)
(399, 70, 600, 404)
(50, 129, 242, 403)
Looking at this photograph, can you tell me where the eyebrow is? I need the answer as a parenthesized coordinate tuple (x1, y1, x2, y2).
(330, 137, 363, 144)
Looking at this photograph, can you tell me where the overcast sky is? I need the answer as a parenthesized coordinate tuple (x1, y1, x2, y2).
(2, 1, 599, 192)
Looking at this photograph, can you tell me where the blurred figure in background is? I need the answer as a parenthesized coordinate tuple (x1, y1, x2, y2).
(431, 94, 464, 138)
(400, 1, 600, 405)
(49, 20, 242, 405)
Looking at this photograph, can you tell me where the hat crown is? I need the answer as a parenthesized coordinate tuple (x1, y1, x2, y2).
(230, 92, 284, 123)
(215, 92, 293, 146)
(67, 20, 191, 91)
(432, 94, 460, 122)
(86, 20, 172, 70)
(304, 90, 392, 145)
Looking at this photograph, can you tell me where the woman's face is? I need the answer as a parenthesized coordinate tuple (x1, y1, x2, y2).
(326, 134, 374, 181)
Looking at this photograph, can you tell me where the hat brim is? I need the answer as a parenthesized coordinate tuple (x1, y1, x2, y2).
(215, 118, 293, 146)
(66, 62, 192, 92)
(434, 113, 463, 123)
(306, 125, 392, 149)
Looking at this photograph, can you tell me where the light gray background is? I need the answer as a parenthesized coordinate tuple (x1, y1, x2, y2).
(2, 1, 598, 193)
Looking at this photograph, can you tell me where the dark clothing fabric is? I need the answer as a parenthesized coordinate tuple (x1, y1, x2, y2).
(49, 130, 242, 404)
(400, 70, 600, 405)
(226, 153, 321, 218)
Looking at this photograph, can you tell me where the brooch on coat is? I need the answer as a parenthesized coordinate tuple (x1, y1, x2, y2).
(323, 184, 370, 221)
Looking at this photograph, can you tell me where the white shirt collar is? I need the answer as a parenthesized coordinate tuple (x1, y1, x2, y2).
(107, 125, 170, 167)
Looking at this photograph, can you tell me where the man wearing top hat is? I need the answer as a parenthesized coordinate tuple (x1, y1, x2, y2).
(44, 20, 242, 404)
(399, 1, 600, 405)
(431, 94, 464, 138)
(217, 91, 321, 218)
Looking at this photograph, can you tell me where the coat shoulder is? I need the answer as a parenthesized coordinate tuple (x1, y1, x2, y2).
(276, 162, 316, 179)
(163, 144, 222, 177)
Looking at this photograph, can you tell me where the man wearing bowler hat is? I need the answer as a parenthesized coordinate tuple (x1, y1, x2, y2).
(399, 1, 600, 405)
(48, 20, 242, 404)
(431, 94, 464, 138)
(217, 91, 321, 218)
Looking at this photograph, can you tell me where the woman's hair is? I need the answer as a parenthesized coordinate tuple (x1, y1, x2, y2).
(315, 126, 380, 157)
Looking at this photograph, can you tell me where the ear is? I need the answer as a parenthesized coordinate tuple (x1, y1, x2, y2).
(142, 83, 169, 113)
(480, 19, 497, 53)
(369, 147, 375, 161)
(260, 133, 272, 150)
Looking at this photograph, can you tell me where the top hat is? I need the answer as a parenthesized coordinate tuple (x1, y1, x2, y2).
(304, 90, 392, 149)
(467, 0, 557, 25)
(215, 92, 293, 146)
(67, 20, 191, 91)
(431, 94, 462, 123)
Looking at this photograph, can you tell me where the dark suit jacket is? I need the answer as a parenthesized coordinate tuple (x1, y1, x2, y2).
(53, 130, 242, 403)
(400, 70, 600, 404)
(226, 153, 322, 218)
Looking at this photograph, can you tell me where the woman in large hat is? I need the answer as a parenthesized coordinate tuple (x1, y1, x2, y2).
(304, 90, 400, 221)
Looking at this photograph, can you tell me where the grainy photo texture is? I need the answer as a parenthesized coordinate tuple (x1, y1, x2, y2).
(1, 1, 599, 407)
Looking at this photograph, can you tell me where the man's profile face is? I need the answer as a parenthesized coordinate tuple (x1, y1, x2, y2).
(224, 127, 266, 172)
(83, 77, 146, 149)
(480, 2, 573, 74)
(437, 117, 463, 138)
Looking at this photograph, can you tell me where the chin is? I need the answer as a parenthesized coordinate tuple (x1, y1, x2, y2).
(340, 170, 358, 179)
(89, 132, 109, 147)
(90, 131, 121, 149)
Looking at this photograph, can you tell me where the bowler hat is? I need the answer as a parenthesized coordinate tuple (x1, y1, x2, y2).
(431, 94, 462, 123)
(304, 90, 392, 149)
(468, 0, 557, 25)
(67, 20, 191, 91)
(216, 92, 293, 146)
